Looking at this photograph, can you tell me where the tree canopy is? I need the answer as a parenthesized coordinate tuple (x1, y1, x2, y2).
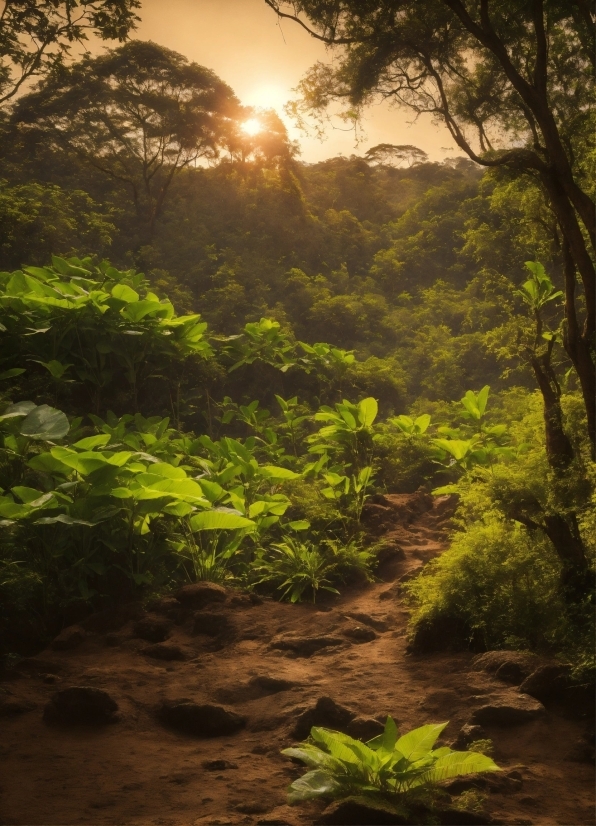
(11, 40, 240, 236)
(0, 0, 140, 105)
(265, 0, 596, 456)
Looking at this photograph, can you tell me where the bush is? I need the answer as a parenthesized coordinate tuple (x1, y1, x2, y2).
(406, 518, 565, 652)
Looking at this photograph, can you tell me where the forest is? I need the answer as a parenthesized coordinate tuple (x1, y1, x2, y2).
(0, 2, 593, 826)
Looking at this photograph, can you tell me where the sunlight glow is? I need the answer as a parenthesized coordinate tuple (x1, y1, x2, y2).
(241, 118, 263, 136)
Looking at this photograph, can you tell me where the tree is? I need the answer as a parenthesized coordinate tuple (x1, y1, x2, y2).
(11, 40, 240, 238)
(364, 143, 428, 167)
(0, 0, 140, 106)
(264, 0, 595, 458)
(225, 107, 299, 168)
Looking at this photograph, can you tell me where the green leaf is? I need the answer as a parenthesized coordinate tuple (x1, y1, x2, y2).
(0, 368, 26, 380)
(287, 520, 310, 531)
(287, 769, 341, 803)
(189, 510, 255, 531)
(395, 723, 448, 760)
(0, 400, 36, 420)
(73, 434, 112, 450)
(259, 465, 300, 480)
(358, 397, 378, 427)
(418, 750, 500, 786)
(20, 405, 69, 441)
(111, 283, 139, 303)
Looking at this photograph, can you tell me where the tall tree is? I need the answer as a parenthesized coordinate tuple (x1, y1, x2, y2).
(0, 0, 140, 106)
(11, 40, 240, 238)
(265, 0, 595, 458)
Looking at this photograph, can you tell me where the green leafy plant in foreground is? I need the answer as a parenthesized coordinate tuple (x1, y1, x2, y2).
(282, 717, 500, 803)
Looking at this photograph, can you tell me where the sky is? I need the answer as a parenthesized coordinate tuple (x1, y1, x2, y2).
(131, 0, 458, 164)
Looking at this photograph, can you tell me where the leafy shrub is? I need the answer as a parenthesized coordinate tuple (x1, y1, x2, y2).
(406, 518, 564, 651)
(282, 717, 499, 803)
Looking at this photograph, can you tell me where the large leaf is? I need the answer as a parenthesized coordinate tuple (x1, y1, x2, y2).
(287, 769, 341, 803)
(358, 397, 378, 427)
(395, 723, 448, 761)
(20, 405, 69, 441)
(189, 510, 255, 531)
(416, 750, 500, 786)
(0, 400, 36, 420)
(259, 465, 300, 480)
(73, 434, 112, 450)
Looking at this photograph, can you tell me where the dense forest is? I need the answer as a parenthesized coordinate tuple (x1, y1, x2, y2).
(0, 2, 593, 824)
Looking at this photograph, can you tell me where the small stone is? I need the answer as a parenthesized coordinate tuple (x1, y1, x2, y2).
(450, 723, 487, 750)
(518, 665, 571, 703)
(192, 611, 231, 637)
(343, 626, 377, 643)
(142, 643, 187, 661)
(471, 693, 545, 725)
(158, 699, 245, 737)
(270, 635, 345, 658)
(293, 696, 355, 740)
(133, 616, 172, 643)
(202, 759, 238, 771)
(51, 625, 86, 651)
(43, 686, 119, 725)
(176, 582, 227, 609)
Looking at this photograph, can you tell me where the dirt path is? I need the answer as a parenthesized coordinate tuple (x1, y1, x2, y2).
(0, 494, 593, 826)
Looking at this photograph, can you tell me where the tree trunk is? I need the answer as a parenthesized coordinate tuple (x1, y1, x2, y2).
(561, 237, 596, 459)
(530, 354, 574, 470)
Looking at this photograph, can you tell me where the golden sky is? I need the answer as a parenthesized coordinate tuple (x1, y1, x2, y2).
(135, 0, 457, 163)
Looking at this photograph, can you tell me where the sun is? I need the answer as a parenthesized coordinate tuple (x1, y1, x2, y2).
(241, 118, 263, 136)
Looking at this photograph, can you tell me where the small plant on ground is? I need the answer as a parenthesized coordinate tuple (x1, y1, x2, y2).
(282, 717, 500, 805)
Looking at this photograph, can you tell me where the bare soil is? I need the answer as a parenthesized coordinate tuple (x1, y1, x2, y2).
(0, 494, 593, 826)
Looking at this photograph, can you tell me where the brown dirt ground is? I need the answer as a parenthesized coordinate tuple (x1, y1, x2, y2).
(0, 494, 594, 826)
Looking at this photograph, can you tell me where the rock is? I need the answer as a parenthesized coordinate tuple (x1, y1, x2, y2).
(51, 625, 86, 651)
(0, 698, 37, 716)
(292, 696, 355, 740)
(450, 723, 487, 750)
(158, 699, 245, 737)
(216, 675, 297, 704)
(472, 651, 540, 679)
(142, 643, 188, 661)
(270, 635, 345, 658)
(133, 616, 172, 643)
(495, 661, 527, 685)
(518, 665, 571, 703)
(192, 611, 232, 637)
(82, 603, 144, 633)
(345, 612, 391, 632)
(471, 693, 545, 725)
(175, 582, 227, 609)
(43, 686, 119, 725)
(345, 716, 385, 741)
(343, 626, 377, 643)
(202, 759, 238, 771)
(317, 797, 410, 825)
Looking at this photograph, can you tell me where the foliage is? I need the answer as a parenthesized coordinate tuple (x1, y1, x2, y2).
(12, 41, 240, 234)
(282, 716, 499, 802)
(0, 0, 140, 106)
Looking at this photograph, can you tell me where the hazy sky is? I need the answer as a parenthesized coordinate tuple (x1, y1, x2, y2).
(133, 0, 458, 163)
